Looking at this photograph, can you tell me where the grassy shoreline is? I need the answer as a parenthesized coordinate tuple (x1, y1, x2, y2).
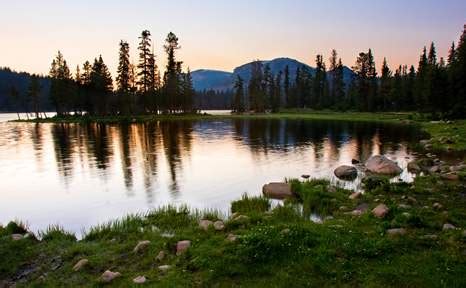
(1, 175, 465, 287)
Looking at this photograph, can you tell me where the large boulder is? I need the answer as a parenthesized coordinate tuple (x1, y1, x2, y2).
(262, 183, 293, 199)
(334, 165, 358, 180)
(365, 155, 402, 175)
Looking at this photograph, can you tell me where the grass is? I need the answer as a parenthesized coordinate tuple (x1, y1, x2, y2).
(1, 174, 465, 287)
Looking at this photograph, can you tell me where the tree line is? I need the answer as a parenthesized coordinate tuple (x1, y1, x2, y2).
(46, 31, 195, 117)
(233, 25, 466, 119)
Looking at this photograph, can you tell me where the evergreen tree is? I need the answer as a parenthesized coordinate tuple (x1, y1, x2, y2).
(313, 54, 327, 108)
(9, 86, 21, 120)
(233, 75, 245, 113)
(163, 32, 181, 113)
(353, 49, 377, 111)
(248, 60, 265, 112)
(116, 40, 132, 115)
(415, 47, 428, 111)
(380, 58, 392, 110)
(27, 75, 42, 119)
(89, 55, 113, 115)
(451, 25, 466, 117)
(49, 51, 73, 116)
(181, 69, 195, 113)
(334, 59, 346, 110)
(284, 65, 290, 108)
(271, 71, 282, 112)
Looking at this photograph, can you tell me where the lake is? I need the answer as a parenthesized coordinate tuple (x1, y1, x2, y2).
(0, 113, 424, 235)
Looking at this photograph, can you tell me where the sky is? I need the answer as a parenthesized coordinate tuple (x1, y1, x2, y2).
(0, 0, 465, 76)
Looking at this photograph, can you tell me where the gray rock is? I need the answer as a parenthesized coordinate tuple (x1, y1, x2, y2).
(372, 204, 389, 218)
(386, 228, 407, 236)
(133, 276, 147, 284)
(334, 165, 358, 180)
(421, 234, 438, 240)
(100, 270, 121, 283)
(441, 173, 459, 181)
(443, 223, 456, 231)
(133, 240, 151, 253)
(407, 161, 421, 173)
(432, 203, 443, 210)
(156, 251, 165, 262)
(158, 265, 171, 272)
(199, 219, 213, 231)
(398, 204, 411, 209)
(176, 240, 191, 255)
(226, 233, 237, 242)
(213, 221, 225, 231)
(349, 192, 362, 200)
(11, 234, 23, 241)
(262, 182, 293, 199)
(365, 155, 402, 175)
(72, 259, 89, 272)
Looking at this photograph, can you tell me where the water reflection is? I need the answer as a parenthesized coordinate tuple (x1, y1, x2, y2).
(0, 118, 424, 233)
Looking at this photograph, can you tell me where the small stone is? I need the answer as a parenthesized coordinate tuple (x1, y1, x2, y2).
(226, 233, 237, 242)
(402, 212, 411, 218)
(133, 240, 151, 253)
(349, 192, 362, 200)
(155, 251, 165, 262)
(351, 159, 360, 164)
(158, 265, 171, 272)
(230, 212, 240, 219)
(199, 219, 213, 231)
(398, 204, 411, 209)
(213, 221, 225, 231)
(441, 173, 459, 181)
(262, 182, 293, 199)
(100, 270, 121, 283)
(11, 234, 23, 241)
(407, 196, 417, 204)
(301, 174, 310, 179)
(386, 228, 407, 236)
(421, 234, 438, 240)
(281, 228, 291, 234)
(407, 161, 421, 173)
(372, 204, 389, 218)
(176, 240, 191, 255)
(161, 232, 174, 238)
(433, 203, 443, 210)
(429, 166, 440, 173)
(334, 165, 358, 180)
(133, 276, 146, 284)
(72, 259, 89, 271)
(443, 223, 456, 231)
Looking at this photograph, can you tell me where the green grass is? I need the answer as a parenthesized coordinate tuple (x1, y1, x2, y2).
(1, 175, 464, 287)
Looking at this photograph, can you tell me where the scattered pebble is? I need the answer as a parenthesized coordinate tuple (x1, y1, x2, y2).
(100, 270, 121, 283)
(133, 275, 146, 284)
(176, 240, 191, 255)
(443, 223, 456, 231)
(372, 204, 389, 218)
(386, 228, 407, 236)
(133, 240, 151, 253)
(158, 265, 171, 272)
(72, 259, 89, 272)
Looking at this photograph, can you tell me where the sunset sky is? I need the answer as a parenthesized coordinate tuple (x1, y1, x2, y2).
(1, 0, 465, 76)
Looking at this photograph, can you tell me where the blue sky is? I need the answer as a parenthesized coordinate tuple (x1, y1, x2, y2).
(1, 0, 465, 75)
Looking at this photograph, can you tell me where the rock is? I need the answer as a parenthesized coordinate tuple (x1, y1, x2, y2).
(100, 270, 121, 283)
(213, 221, 225, 231)
(441, 173, 459, 181)
(349, 192, 361, 200)
(433, 203, 443, 210)
(420, 139, 430, 146)
(351, 159, 360, 164)
(301, 174, 310, 179)
(365, 155, 402, 175)
(281, 228, 291, 234)
(133, 240, 151, 253)
(429, 166, 440, 173)
(161, 232, 175, 238)
(372, 204, 389, 218)
(334, 165, 358, 180)
(158, 265, 171, 272)
(72, 259, 89, 271)
(233, 215, 250, 222)
(230, 212, 240, 219)
(421, 234, 438, 240)
(386, 228, 407, 236)
(156, 251, 165, 262)
(199, 219, 213, 231)
(355, 203, 369, 213)
(407, 161, 421, 173)
(262, 182, 293, 199)
(398, 204, 411, 209)
(443, 223, 456, 231)
(133, 276, 147, 284)
(11, 234, 23, 241)
(176, 240, 191, 255)
(407, 196, 417, 204)
(226, 233, 237, 242)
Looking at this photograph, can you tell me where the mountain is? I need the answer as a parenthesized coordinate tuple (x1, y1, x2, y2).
(0, 68, 51, 112)
(191, 57, 355, 92)
(190, 69, 234, 91)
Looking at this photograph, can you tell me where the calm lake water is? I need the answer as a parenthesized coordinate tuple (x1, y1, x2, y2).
(0, 113, 424, 235)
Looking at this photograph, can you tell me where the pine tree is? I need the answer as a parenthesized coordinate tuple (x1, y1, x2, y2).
(415, 47, 428, 111)
(163, 32, 181, 113)
(117, 40, 132, 115)
(451, 25, 466, 117)
(89, 55, 113, 115)
(9, 86, 21, 120)
(271, 71, 282, 112)
(233, 75, 245, 113)
(27, 75, 42, 119)
(248, 60, 265, 112)
(334, 59, 346, 110)
(181, 69, 195, 113)
(49, 51, 73, 116)
(313, 54, 327, 108)
(380, 58, 392, 110)
(284, 65, 290, 108)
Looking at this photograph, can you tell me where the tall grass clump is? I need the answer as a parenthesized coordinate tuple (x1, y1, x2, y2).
(231, 194, 270, 214)
(84, 214, 146, 241)
(39, 225, 76, 242)
(146, 205, 197, 231)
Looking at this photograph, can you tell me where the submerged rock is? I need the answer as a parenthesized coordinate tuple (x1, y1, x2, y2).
(334, 165, 357, 180)
(262, 182, 293, 199)
(72, 259, 89, 271)
(133, 240, 151, 253)
(176, 240, 191, 255)
(100, 270, 121, 283)
(372, 204, 390, 218)
(365, 155, 402, 175)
